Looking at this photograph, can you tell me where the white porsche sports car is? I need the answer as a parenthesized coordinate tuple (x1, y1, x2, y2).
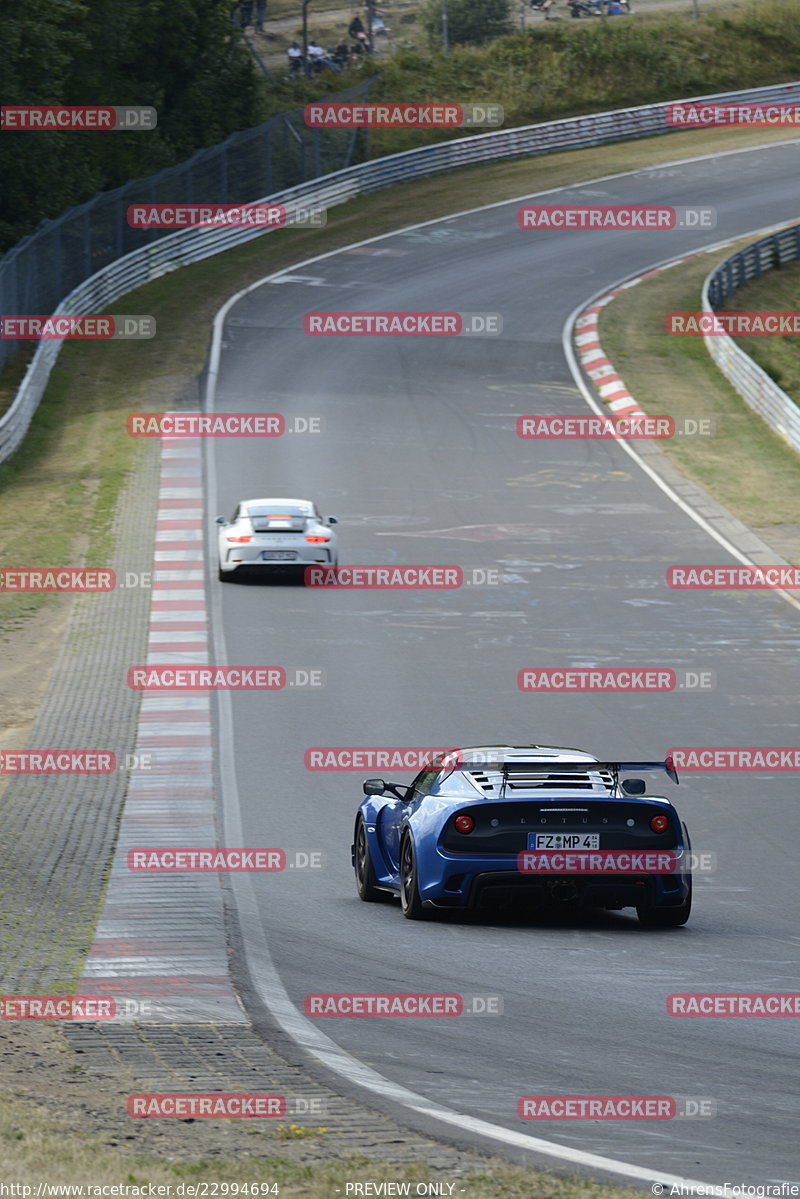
(216, 497, 338, 580)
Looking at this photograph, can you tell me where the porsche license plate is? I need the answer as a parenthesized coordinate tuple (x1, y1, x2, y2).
(261, 551, 296, 561)
(529, 833, 600, 850)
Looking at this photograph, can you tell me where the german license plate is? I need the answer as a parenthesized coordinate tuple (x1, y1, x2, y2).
(261, 551, 296, 561)
(529, 832, 600, 850)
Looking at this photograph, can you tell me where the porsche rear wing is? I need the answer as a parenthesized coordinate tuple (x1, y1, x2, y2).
(438, 755, 679, 788)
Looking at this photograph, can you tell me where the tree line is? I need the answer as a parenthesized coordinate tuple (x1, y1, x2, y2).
(0, 0, 263, 251)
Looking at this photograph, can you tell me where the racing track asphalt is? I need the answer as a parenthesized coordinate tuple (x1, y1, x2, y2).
(206, 140, 800, 1185)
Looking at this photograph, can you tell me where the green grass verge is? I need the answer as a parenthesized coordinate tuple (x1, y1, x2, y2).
(598, 240, 800, 538)
(721, 256, 800, 401)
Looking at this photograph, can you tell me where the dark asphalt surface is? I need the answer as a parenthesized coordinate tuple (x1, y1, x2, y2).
(207, 142, 800, 1185)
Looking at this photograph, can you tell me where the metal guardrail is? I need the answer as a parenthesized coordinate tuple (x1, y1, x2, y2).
(2, 80, 798, 463)
(702, 223, 800, 454)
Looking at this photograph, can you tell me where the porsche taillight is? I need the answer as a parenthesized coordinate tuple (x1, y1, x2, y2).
(226, 535, 252, 543)
(305, 535, 331, 543)
(650, 814, 670, 833)
(454, 814, 475, 834)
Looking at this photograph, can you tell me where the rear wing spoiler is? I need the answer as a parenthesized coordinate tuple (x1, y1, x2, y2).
(250, 515, 308, 531)
(553, 759, 680, 785)
(438, 755, 679, 786)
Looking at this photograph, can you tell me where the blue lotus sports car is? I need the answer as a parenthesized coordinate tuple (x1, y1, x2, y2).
(352, 746, 691, 926)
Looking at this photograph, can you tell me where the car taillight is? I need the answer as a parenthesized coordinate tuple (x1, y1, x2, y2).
(454, 814, 475, 834)
(305, 535, 331, 543)
(226, 535, 252, 543)
(650, 814, 670, 833)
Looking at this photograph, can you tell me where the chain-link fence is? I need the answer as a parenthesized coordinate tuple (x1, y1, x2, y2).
(0, 77, 375, 370)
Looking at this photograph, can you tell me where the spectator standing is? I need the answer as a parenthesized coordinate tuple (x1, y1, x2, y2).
(369, 8, 389, 35)
(348, 12, 369, 48)
(255, 0, 266, 30)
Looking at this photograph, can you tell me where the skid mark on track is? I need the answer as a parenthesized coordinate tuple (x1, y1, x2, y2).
(375, 524, 579, 542)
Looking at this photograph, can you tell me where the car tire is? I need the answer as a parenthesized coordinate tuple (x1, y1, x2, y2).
(354, 817, 389, 903)
(218, 563, 234, 582)
(636, 877, 692, 928)
(399, 833, 426, 920)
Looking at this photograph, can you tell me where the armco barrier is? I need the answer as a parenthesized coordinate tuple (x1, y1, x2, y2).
(2, 81, 798, 463)
(702, 223, 800, 453)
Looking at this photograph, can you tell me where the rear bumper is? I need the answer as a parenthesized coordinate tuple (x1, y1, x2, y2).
(418, 853, 690, 911)
(221, 547, 334, 571)
(464, 870, 689, 911)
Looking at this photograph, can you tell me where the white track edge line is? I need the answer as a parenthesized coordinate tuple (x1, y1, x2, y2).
(561, 238, 800, 616)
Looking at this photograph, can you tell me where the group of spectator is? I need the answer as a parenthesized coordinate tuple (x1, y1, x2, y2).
(286, 8, 389, 76)
(230, 0, 390, 76)
(286, 38, 345, 73)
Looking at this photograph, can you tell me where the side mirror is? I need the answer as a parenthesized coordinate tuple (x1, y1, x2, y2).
(363, 778, 385, 796)
(622, 778, 646, 795)
(215, 516, 227, 525)
(328, 516, 338, 525)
